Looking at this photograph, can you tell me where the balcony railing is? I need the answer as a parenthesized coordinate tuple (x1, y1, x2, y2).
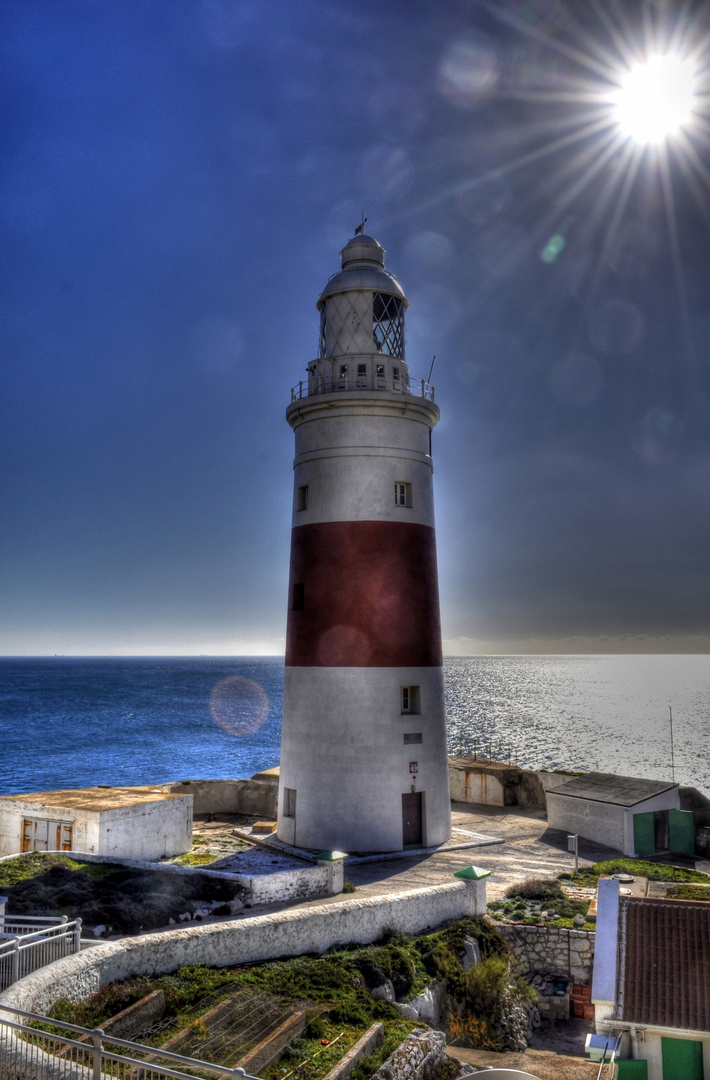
(290, 374, 435, 403)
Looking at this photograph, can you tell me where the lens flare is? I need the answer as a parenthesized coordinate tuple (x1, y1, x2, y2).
(614, 55, 696, 144)
(209, 676, 269, 737)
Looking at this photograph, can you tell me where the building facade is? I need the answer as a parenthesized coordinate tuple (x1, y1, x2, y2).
(277, 232, 452, 853)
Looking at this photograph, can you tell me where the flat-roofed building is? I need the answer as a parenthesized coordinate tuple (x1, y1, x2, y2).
(0, 786, 192, 861)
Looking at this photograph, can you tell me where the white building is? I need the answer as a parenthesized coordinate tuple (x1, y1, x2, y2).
(592, 877, 710, 1080)
(0, 787, 192, 861)
(277, 231, 452, 853)
(545, 772, 688, 858)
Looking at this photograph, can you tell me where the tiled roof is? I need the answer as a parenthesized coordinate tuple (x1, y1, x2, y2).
(620, 897, 710, 1030)
(550, 771, 676, 806)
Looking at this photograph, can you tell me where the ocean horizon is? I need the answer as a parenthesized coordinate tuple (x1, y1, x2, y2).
(1, 654, 708, 796)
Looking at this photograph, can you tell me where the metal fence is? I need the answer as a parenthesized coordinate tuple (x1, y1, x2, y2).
(290, 374, 435, 401)
(0, 916, 82, 991)
(0, 1005, 261, 1080)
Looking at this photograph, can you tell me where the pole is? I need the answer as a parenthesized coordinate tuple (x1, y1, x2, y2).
(669, 706, 675, 784)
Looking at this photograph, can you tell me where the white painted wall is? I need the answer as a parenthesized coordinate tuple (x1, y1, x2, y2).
(279, 666, 450, 852)
(0, 796, 191, 861)
(546, 787, 680, 856)
(98, 797, 192, 860)
(0, 880, 486, 1020)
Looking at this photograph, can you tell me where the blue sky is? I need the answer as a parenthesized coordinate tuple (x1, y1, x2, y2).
(2, 0, 710, 656)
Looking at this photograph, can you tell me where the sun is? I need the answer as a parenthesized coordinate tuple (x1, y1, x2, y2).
(613, 54, 697, 145)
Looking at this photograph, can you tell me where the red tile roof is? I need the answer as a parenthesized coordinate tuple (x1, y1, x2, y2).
(621, 897, 710, 1031)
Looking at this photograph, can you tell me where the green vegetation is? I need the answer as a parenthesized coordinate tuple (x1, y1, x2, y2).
(565, 858, 710, 887)
(342, 880, 357, 893)
(47, 918, 530, 1068)
(665, 883, 710, 901)
(0, 852, 240, 935)
(487, 877, 593, 929)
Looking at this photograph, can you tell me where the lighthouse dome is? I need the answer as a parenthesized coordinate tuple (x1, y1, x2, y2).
(317, 233, 407, 308)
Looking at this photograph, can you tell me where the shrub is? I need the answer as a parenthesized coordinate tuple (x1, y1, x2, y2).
(505, 878, 564, 902)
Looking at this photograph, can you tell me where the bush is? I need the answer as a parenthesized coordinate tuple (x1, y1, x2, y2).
(505, 878, 564, 902)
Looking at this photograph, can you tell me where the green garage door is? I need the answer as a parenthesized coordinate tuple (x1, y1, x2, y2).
(617, 1061, 648, 1079)
(661, 1036, 704, 1080)
(669, 809, 695, 855)
(633, 811, 655, 857)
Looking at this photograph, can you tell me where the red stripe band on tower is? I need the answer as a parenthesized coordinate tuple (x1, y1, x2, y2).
(285, 520, 442, 668)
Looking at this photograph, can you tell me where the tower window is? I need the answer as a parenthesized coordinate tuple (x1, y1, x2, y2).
(292, 583, 305, 610)
(404, 733, 423, 745)
(395, 482, 412, 508)
(284, 788, 297, 817)
(339, 364, 348, 378)
(373, 292, 405, 358)
(401, 686, 420, 714)
(297, 485, 308, 512)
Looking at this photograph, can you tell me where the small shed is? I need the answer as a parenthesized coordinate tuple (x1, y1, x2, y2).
(545, 772, 692, 857)
(0, 786, 193, 861)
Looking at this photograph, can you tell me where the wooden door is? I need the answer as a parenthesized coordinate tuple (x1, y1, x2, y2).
(402, 792, 423, 847)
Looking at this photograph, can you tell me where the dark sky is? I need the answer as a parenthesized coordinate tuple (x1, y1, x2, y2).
(2, 0, 710, 655)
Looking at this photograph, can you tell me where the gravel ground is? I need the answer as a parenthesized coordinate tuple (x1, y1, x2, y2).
(447, 1044, 600, 1079)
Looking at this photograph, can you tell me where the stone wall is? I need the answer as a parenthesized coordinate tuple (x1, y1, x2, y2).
(371, 1029, 447, 1080)
(0, 881, 487, 1019)
(494, 923, 595, 986)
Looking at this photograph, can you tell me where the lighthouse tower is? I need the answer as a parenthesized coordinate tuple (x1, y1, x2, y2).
(277, 232, 452, 853)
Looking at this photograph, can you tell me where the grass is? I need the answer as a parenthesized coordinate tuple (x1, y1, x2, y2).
(565, 858, 710, 887)
(487, 877, 593, 929)
(665, 883, 710, 901)
(0, 852, 242, 935)
(46, 918, 529, 1067)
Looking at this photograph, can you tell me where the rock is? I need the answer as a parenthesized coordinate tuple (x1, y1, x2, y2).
(179, 912, 191, 922)
(228, 898, 244, 914)
(371, 978, 395, 1002)
(92, 925, 105, 938)
(392, 1002, 418, 1021)
(460, 937, 481, 971)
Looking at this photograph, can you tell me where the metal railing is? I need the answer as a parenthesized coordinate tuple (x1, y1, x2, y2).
(0, 1005, 261, 1080)
(0, 916, 82, 991)
(290, 374, 435, 402)
(449, 738, 521, 767)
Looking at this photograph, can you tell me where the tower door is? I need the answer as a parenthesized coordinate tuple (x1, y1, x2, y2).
(402, 792, 423, 847)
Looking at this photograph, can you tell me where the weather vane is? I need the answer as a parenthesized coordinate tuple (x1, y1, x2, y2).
(354, 212, 367, 236)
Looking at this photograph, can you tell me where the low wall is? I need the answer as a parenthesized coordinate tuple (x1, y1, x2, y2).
(448, 762, 546, 810)
(0, 880, 486, 1018)
(161, 771, 279, 818)
(371, 1028, 447, 1080)
(494, 923, 595, 986)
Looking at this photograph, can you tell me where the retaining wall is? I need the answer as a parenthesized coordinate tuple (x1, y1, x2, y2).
(494, 923, 595, 985)
(161, 771, 279, 818)
(0, 880, 486, 1018)
(448, 762, 546, 810)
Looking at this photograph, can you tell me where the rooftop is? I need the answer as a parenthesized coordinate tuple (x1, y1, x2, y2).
(549, 771, 677, 807)
(0, 786, 187, 812)
(621, 896, 710, 1030)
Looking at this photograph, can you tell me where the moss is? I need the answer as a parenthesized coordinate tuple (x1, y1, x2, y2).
(505, 878, 564, 902)
(568, 858, 710, 887)
(665, 883, 710, 901)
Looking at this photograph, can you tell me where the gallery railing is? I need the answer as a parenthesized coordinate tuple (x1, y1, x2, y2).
(0, 916, 82, 991)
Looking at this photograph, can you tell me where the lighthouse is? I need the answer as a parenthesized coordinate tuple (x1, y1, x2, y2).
(277, 231, 452, 853)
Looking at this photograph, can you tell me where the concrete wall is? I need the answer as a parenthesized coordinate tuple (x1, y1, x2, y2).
(98, 797, 192, 860)
(547, 787, 680, 857)
(161, 772, 279, 818)
(593, 1023, 710, 1080)
(448, 763, 546, 810)
(494, 923, 595, 986)
(0, 801, 101, 858)
(0, 880, 487, 1019)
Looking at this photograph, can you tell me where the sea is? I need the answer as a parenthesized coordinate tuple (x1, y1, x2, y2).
(0, 655, 708, 796)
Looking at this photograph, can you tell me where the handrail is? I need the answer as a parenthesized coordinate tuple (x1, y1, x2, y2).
(290, 374, 435, 403)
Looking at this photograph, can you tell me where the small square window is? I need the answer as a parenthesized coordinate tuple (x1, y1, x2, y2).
(376, 364, 385, 376)
(395, 482, 412, 508)
(284, 788, 297, 817)
(357, 363, 366, 375)
(339, 364, 348, 377)
(393, 366, 400, 380)
(403, 733, 422, 745)
(297, 485, 308, 512)
(292, 583, 305, 610)
(401, 686, 420, 714)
